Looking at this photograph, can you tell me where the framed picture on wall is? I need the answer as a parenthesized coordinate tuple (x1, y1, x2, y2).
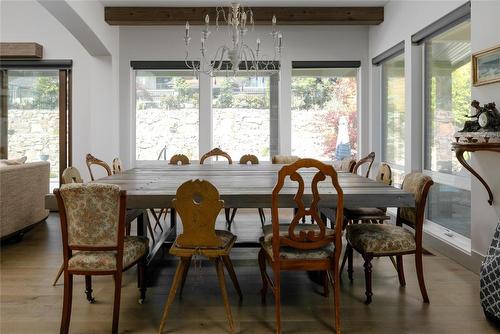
(472, 45, 500, 86)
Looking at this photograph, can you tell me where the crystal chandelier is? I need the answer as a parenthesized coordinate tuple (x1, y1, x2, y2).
(184, 3, 282, 76)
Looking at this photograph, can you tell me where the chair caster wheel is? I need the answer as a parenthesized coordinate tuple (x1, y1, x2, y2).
(138, 298, 144, 304)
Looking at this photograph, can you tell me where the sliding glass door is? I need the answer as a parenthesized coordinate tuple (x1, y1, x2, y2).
(0, 63, 71, 189)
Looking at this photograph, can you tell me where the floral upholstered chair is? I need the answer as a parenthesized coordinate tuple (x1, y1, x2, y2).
(158, 179, 242, 333)
(345, 172, 434, 304)
(54, 183, 148, 334)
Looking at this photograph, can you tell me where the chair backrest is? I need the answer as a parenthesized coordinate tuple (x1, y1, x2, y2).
(173, 179, 224, 248)
(62, 166, 83, 184)
(239, 154, 259, 165)
(397, 173, 434, 243)
(200, 148, 232, 164)
(169, 154, 190, 165)
(339, 158, 356, 172)
(54, 183, 126, 251)
(375, 163, 392, 186)
(85, 153, 112, 181)
(271, 159, 344, 260)
(112, 157, 123, 174)
(272, 155, 300, 164)
(352, 152, 375, 177)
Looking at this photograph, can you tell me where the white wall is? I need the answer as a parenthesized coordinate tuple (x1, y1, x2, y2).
(368, 0, 500, 269)
(118, 25, 370, 167)
(0, 0, 119, 181)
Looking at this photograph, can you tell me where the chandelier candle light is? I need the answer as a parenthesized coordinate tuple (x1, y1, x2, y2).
(184, 3, 282, 76)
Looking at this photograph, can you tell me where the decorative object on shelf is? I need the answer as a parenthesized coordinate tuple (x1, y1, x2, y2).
(183, 2, 282, 76)
(473, 44, 500, 86)
(480, 221, 500, 325)
(460, 100, 500, 133)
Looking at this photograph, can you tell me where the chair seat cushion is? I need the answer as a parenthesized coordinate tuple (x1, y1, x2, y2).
(260, 238, 334, 260)
(262, 223, 335, 243)
(346, 224, 416, 255)
(68, 236, 149, 271)
(170, 230, 236, 257)
(344, 207, 389, 220)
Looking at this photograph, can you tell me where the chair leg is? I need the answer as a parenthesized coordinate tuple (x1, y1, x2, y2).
(273, 265, 281, 334)
(330, 263, 341, 334)
(415, 251, 429, 303)
(347, 244, 354, 281)
(111, 272, 123, 334)
(340, 249, 348, 277)
(53, 263, 64, 286)
(138, 256, 147, 303)
(158, 258, 186, 334)
(60, 272, 73, 334)
(322, 271, 329, 297)
(229, 208, 237, 228)
(258, 248, 268, 304)
(215, 257, 235, 333)
(222, 255, 243, 300)
(258, 208, 266, 227)
(363, 254, 373, 304)
(396, 255, 406, 287)
(85, 275, 95, 303)
(179, 256, 192, 298)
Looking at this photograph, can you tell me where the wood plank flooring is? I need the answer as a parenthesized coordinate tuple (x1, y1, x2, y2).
(1, 210, 497, 334)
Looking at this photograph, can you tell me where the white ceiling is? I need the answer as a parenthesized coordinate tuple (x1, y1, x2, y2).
(100, 0, 388, 7)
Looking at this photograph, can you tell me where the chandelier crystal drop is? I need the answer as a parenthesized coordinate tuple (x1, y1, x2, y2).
(183, 3, 282, 76)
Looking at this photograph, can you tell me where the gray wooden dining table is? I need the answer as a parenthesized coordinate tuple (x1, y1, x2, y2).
(45, 162, 414, 265)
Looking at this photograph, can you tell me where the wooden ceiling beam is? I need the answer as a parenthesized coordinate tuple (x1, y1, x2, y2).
(104, 7, 384, 26)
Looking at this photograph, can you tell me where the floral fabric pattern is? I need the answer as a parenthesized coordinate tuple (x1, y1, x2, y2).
(60, 183, 121, 247)
(346, 224, 416, 255)
(68, 236, 148, 271)
(260, 237, 335, 260)
(262, 223, 335, 244)
(400, 173, 432, 224)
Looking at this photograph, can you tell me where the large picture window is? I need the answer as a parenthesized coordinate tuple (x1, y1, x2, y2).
(381, 52, 405, 185)
(135, 69, 199, 160)
(291, 66, 358, 161)
(423, 20, 471, 239)
(212, 73, 278, 161)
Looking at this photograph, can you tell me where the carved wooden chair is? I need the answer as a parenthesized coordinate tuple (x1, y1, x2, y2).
(345, 172, 434, 304)
(200, 147, 233, 164)
(85, 153, 112, 181)
(200, 148, 235, 228)
(169, 154, 190, 165)
(54, 183, 148, 334)
(258, 159, 344, 334)
(352, 151, 376, 177)
(339, 157, 356, 172)
(158, 179, 242, 333)
(271, 155, 300, 164)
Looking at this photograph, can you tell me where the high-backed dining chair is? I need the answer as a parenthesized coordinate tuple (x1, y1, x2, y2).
(169, 154, 190, 165)
(271, 155, 300, 164)
(352, 152, 376, 178)
(112, 157, 123, 175)
(200, 147, 233, 164)
(86, 153, 112, 181)
(230, 154, 266, 227)
(54, 183, 148, 334)
(200, 148, 234, 228)
(339, 157, 356, 172)
(53, 166, 85, 286)
(258, 159, 344, 334)
(345, 172, 434, 304)
(158, 179, 242, 333)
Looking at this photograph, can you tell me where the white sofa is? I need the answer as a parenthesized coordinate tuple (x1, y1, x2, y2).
(0, 161, 50, 239)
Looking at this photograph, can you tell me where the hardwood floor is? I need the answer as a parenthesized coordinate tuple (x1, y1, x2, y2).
(0, 210, 497, 334)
